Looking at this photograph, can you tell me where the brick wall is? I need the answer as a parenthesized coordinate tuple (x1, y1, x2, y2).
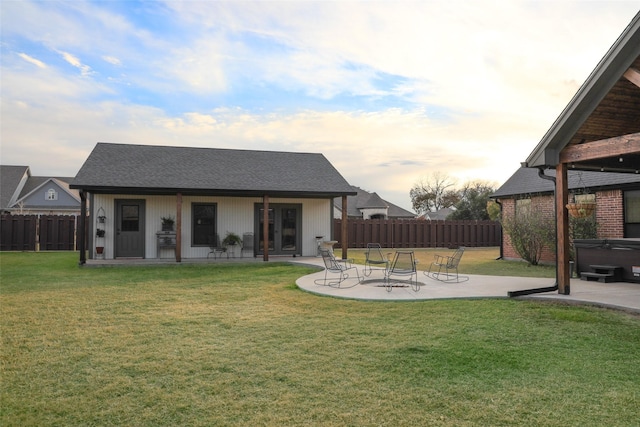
(499, 190, 623, 264)
(500, 195, 556, 263)
(595, 189, 624, 238)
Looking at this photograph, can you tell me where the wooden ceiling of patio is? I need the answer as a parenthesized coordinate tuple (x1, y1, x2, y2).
(562, 56, 640, 173)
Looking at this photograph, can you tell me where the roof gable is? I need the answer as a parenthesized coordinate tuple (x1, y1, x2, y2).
(14, 178, 80, 209)
(334, 186, 414, 218)
(71, 143, 355, 197)
(526, 12, 640, 171)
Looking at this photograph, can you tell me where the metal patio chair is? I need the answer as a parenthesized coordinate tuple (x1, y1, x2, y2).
(426, 246, 467, 282)
(314, 249, 362, 288)
(384, 251, 419, 292)
(240, 232, 254, 258)
(207, 234, 227, 259)
(363, 243, 390, 277)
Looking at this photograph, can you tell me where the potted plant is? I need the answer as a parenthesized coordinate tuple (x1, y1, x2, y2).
(222, 231, 242, 247)
(161, 216, 175, 231)
(96, 228, 106, 238)
(566, 199, 596, 219)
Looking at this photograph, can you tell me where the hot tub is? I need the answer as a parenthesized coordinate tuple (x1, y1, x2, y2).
(574, 239, 640, 283)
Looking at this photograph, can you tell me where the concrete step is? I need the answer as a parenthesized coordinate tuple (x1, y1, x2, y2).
(580, 272, 616, 283)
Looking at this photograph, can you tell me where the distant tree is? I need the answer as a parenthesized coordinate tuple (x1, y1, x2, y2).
(448, 181, 496, 220)
(486, 200, 501, 221)
(409, 172, 459, 214)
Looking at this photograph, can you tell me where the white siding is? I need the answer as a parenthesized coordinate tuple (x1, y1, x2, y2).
(90, 194, 332, 259)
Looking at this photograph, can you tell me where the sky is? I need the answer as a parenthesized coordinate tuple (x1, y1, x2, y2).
(1, 1, 638, 212)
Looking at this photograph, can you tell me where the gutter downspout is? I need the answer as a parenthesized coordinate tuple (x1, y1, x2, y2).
(508, 167, 559, 297)
(495, 199, 503, 260)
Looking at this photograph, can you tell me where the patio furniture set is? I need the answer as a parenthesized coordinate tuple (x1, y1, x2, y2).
(315, 243, 466, 292)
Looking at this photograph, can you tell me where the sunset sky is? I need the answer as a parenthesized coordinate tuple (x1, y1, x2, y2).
(1, 1, 638, 211)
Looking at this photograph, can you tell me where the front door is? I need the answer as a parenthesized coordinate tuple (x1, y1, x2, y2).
(115, 199, 145, 258)
(256, 204, 301, 255)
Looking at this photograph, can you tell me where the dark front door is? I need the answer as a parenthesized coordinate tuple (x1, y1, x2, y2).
(115, 199, 145, 258)
(256, 204, 301, 255)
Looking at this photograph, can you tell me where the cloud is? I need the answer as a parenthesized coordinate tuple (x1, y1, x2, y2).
(58, 50, 93, 76)
(1, 0, 639, 212)
(18, 53, 46, 68)
(102, 56, 121, 66)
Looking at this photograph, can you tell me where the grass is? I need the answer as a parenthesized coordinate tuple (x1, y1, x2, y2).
(1, 252, 639, 426)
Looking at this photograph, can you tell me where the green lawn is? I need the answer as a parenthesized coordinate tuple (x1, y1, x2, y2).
(1, 252, 638, 426)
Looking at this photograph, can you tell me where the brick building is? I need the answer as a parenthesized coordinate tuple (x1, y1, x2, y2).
(492, 167, 640, 263)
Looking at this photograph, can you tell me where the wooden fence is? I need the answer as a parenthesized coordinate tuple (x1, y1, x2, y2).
(1, 215, 500, 252)
(1, 215, 82, 251)
(333, 219, 501, 249)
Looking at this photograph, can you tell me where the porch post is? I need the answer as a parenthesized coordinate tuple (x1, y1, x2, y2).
(556, 164, 570, 295)
(263, 195, 269, 261)
(176, 193, 182, 262)
(341, 195, 348, 260)
(78, 190, 87, 265)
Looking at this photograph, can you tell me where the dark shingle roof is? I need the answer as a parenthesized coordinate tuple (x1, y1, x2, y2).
(492, 167, 640, 198)
(71, 143, 356, 197)
(1, 165, 29, 209)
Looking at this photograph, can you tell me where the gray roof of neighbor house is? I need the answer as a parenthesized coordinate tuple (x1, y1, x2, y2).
(70, 143, 356, 198)
(334, 186, 415, 218)
(492, 167, 640, 198)
(1, 165, 29, 209)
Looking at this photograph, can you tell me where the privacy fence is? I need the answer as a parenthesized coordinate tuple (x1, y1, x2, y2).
(333, 219, 501, 249)
(1, 215, 500, 252)
(0, 214, 83, 251)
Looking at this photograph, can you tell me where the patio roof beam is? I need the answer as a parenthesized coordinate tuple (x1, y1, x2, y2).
(559, 132, 640, 163)
(623, 67, 640, 88)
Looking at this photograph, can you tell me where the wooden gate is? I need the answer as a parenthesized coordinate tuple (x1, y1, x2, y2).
(0, 214, 83, 251)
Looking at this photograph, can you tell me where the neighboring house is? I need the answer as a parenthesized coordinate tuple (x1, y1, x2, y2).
(492, 167, 640, 262)
(418, 207, 455, 221)
(1, 165, 81, 215)
(70, 143, 356, 262)
(332, 186, 415, 219)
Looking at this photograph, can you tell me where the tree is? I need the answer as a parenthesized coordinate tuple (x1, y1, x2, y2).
(448, 181, 496, 220)
(409, 172, 459, 214)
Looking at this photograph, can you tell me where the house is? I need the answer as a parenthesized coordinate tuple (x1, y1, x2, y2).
(418, 207, 455, 221)
(507, 11, 640, 292)
(333, 186, 415, 219)
(1, 165, 81, 215)
(492, 167, 640, 262)
(70, 143, 356, 263)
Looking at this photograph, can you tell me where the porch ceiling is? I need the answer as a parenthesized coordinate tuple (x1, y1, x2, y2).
(563, 56, 640, 173)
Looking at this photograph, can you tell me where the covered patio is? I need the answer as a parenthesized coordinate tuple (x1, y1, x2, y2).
(522, 11, 640, 294)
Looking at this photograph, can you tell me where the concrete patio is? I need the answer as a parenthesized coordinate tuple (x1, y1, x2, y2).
(292, 257, 640, 314)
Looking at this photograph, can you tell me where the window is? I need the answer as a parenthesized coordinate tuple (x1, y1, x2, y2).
(624, 190, 640, 238)
(192, 203, 216, 246)
(46, 189, 57, 201)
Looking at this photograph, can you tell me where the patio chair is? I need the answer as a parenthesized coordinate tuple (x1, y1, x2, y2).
(207, 234, 227, 259)
(241, 232, 254, 258)
(426, 246, 467, 282)
(363, 243, 389, 277)
(314, 249, 362, 288)
(384, 251, 419, 292)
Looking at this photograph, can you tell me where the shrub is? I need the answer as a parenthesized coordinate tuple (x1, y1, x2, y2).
(501, 210, 555, 265)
